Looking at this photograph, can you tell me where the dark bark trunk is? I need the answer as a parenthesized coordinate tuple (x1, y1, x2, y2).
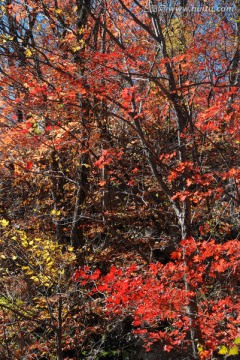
(56, 296, 63, 360)
(70, 152, 90, 249)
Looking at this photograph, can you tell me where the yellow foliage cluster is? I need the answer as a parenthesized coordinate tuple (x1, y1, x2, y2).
(0, 219, 76, 288)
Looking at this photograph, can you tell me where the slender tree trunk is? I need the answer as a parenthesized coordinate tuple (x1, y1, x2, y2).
(70, 152, 90, 249)
(56, 295, 63, 360)
(50, 151, 66, 244)
(179, 198, 192, 240)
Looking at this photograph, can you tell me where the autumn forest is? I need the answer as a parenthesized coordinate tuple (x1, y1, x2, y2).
(0, 0, 239, 359)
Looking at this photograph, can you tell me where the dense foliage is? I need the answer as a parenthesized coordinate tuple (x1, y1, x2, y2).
(0, 0, 239, 359)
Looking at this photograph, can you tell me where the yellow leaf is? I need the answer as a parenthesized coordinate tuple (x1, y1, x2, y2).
(0, 219, 9, 227)
(0, 254, 6, 259)
(33, 127, 42, 134)
(228, 346, 239, 356)
(0, 5, 6, 13)
(234, 337, 240, 345)
(12, 255, 17, 260)
(51, 209, 60, 215)
(55, 8, 62, 14)
(72, 45, 81, 52)
(25, 48, 33, 57)
(197, 344, 204, 353)
(22, 266, 30, 271)
(218, 346, 228, 355)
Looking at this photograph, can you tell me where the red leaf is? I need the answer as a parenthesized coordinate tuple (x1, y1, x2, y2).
(26, 161, 33, 170)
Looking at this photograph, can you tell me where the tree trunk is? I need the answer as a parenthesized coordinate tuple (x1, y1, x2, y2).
(56, 296, 63, 360)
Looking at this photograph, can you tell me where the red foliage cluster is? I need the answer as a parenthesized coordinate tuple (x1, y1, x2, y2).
(74, 238, 240, 359)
